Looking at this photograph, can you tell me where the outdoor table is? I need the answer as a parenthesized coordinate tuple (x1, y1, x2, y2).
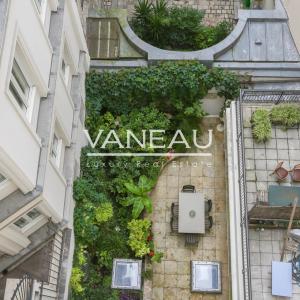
(178, 192, 205, 234)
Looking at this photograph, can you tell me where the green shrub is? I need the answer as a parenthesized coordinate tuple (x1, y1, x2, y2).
(243, 0, 251, 8)
(95, 202, 113, 223)
(70, 267, 85, 294)
(195, 21, 232, 49)
(127, 219, 151, 257)
(251, 109, 272, 143)
(131, 0, 231, 50)
(122, 175, 155, 218)
(270, 104, 300, 129)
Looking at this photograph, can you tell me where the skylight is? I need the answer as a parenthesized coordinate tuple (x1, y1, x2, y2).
(111, 259, 142, 290)
(191, 261, 221, 293)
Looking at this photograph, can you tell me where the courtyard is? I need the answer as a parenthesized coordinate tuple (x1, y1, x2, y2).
(144, 117, 230, 300)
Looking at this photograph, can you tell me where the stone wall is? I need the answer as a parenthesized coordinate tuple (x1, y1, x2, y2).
(87, 0, 240, 25)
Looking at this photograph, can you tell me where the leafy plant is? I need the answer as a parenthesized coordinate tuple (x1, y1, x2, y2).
(151, 252, 164, 263)
(243, 0, 251, 8)
(122, 175, 156, 218)
(127, 219, 151, 257)
(130, 0, 231, 50)
(95, 202, 113, 223)
(251, 109, 272, 143)
(72, 62, 240, 297)
(70, 267, 85, 294)
(270, 104, 300, 129)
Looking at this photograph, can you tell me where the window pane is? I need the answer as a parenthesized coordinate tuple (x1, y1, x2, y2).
(61, 59, 66, 75)
(51, 134, 59, 159)
(34, 0, 42, 8)
(12, 60, 29, 97)
(0, 173, 5, 183)
(27, 208, 41, 220)
(9, 82, 27, 111)
(10, 59, 29, 111)
(14, 217, 29, 228)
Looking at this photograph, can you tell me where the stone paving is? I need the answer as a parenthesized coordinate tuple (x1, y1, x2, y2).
(242, 103, 300, 300)
(144, 117, 230, 300)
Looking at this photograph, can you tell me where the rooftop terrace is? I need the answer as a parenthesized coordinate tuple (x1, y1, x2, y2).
(242, 101, 300, 299)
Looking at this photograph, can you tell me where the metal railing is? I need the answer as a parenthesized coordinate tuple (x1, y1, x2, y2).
(11, 274, 33, 300)
(240, 89, 300, 104)
(235, 95, 252, 300)
(10, 221, 65, 300)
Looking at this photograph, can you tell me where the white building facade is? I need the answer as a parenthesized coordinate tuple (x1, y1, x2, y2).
(0, 0, 89, 299)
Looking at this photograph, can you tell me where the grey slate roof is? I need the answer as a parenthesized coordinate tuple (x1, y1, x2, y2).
(89, 0, 300, 82)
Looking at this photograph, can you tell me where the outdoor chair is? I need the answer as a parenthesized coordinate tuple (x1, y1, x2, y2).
(205, 216, 213, 230)
(170, 216, 179, 232)
(171, 202, 179, 217)
(205, 199, 212, 214)
(270, 161, 289, 181)
(185, 233, 200, 246)
(182, 185, 195, 193)
(290, 164, 300, 182)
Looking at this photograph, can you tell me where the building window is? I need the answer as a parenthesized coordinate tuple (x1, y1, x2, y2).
(14, 208, 41, 229)
(61, 58, 70, 86)
(0, 174, 5, 183)
(51, 134, 59, 160)
(9, 59, 30, 112)
(34, 0, 43, 10)
(51, 129, 65, 169)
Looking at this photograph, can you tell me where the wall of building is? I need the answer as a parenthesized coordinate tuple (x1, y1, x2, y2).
(282, 0, 300, 52)
(87, 0, 240, 25)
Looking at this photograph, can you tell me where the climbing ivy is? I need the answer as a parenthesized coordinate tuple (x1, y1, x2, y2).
(71, 61, 239, 299)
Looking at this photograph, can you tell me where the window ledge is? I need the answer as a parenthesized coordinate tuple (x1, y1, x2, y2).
(59, 71, 75, 110)
(0, 180, 18, 201)
(30, 0, 53, 54)
(49, 158, 67, 187)
(5, 90, 42, 147)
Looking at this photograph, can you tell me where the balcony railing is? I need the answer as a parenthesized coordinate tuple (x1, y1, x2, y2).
(235, 96, 252, 300)
(11, 274, 33, 300)
(10, 222, 65, 300)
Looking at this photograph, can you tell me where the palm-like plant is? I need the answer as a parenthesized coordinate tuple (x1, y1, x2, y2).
(122, 175, 156, 219)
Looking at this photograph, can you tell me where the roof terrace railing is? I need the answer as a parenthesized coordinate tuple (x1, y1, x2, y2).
(240, 89, 300, 104)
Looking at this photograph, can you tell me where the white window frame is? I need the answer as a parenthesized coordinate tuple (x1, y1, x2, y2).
(11, 208, 47, 237)
(34, 0, 43, 11)
(0, 172, 18, 201)
(51, 132, 63, 168)
(9, 59, 30, 112)
(61, 58, 70, 86)
(7, 42, 39, 124)
(60, 40, 75, 91)
(50, 121, 67, 171)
